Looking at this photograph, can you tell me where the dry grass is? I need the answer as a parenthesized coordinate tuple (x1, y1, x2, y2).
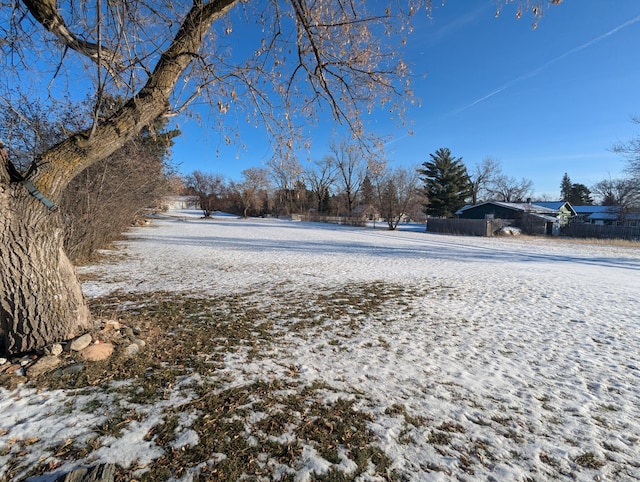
(5, 286, 413, 482)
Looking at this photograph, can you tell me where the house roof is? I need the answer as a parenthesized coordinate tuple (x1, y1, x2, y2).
(588, 211, 640, 221)
(572, 205, 613, 215)
(456, 201, 558, 216)
(527, 213, 560, 223)
(532, 201, 576, 215)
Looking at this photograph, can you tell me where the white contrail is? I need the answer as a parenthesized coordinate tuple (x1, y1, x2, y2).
(453, 14, 640, 115)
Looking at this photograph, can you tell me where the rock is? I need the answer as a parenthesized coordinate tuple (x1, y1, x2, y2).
(70, 333, 93, 352)
(44, 343, 64, 356)
(0, 357, 7, 366)
(132, 338, 146, 348)
(50, 362, 86, 378)
(27, 356, 61, 378)
(0, 363, 22, 375)
(78, 343, 114, 362)
(102, 320, 121, 332)
(20, 356, 35, 366)
(498, 226, 522, 236)
(56, 463, 116, 482)
(121, 327, 134, 339)
(123, 343, 139, 357)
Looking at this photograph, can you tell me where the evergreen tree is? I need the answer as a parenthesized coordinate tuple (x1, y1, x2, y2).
(560, 173, 572, 201)
(418, 148, 472, 218)
(567, 183, 593, 205)
(320, 190, 332, 213)
(560, 173, 593, 205)
(361, 175, 375, 206)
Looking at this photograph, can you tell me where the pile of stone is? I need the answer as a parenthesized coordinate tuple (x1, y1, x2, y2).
(0, 320, 146, 384)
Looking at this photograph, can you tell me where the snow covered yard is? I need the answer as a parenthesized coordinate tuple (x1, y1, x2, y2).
(2, 212, 639, 481)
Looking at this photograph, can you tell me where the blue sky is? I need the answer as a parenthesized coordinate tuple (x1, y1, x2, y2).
(170, 1, 640, 198)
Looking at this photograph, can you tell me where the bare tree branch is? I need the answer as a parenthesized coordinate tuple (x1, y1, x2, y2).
(21, 0, 125, 77)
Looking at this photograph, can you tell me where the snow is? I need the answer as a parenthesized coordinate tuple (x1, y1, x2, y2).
(2, 210, 640, 480)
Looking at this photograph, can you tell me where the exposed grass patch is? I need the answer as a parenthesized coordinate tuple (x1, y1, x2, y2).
(10, 284, 419, 481)
(574, 451, 606, 469)
(130, 381, 399, 481)
(427, 430, 452, 445)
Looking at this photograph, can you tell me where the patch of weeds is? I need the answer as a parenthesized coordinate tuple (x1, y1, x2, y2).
(138, 380, 399, 481)
(36, 291, 277, 394)
(490, 415, 512, 426)
(309, 282, 422, 327)
(95, 409, 143, 438)
(500, 428, 525, 444)
(65, 436, 101, 460)
(81, 398, 105, 414)
(573, 451, 606, 469)
(384, 403, 428, 436)
(471, 439, 496, 464)
(384, 403, 407, 417)
(144, 414, 180, 447)
(405, 413, 428, 427)
(457, 453, 475, 474)
(397, 426, 414, 445)
(546, 415, 563, 425)
(299, 397, 373, 465)
(428, 430, 452, 445)
(437, 421, 465, 433)
(18, 436, 105, 480)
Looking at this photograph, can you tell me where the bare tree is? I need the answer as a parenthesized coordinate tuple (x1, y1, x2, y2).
(0, 0, 564, 354)
(487, 174, 534, 203)
(234, 167, 271, 218)
(305, 156, 337, 214)
(185, 171, 226, 217)
(268, 156, 303, 216)
(592, 178, 640, 221)
(374, 165, 423, 230)
(613, 118, 640, 181)
(470, 157, 501, 204)
(331, 141, 369, 218)
(469, 158, 534, 204)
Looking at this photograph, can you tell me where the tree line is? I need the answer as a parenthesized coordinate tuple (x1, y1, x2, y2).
(183, 144, 640, 227)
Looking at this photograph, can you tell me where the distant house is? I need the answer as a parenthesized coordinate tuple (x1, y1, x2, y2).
(572, 205, 608, 223)
(353, 204, 380, 221)
(456, 200, 570, 235)
(163, 195, 199, 211)
(572, 205, 640, 226)
(531, 201, 576, 224)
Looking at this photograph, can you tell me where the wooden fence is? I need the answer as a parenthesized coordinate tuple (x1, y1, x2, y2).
(426, 218, 510, 236)
(292, 214, 366, 226)
(560, 223, 640, 241)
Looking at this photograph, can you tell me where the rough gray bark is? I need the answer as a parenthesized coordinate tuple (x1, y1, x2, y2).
(0, 182, 91, 355)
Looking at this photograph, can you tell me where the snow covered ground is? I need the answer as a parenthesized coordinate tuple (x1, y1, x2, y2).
(2, 211, 639, 481)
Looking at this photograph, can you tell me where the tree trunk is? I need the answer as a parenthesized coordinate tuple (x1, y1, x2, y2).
(0, 185, 90, 355)
(0, 0, 240, 355)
